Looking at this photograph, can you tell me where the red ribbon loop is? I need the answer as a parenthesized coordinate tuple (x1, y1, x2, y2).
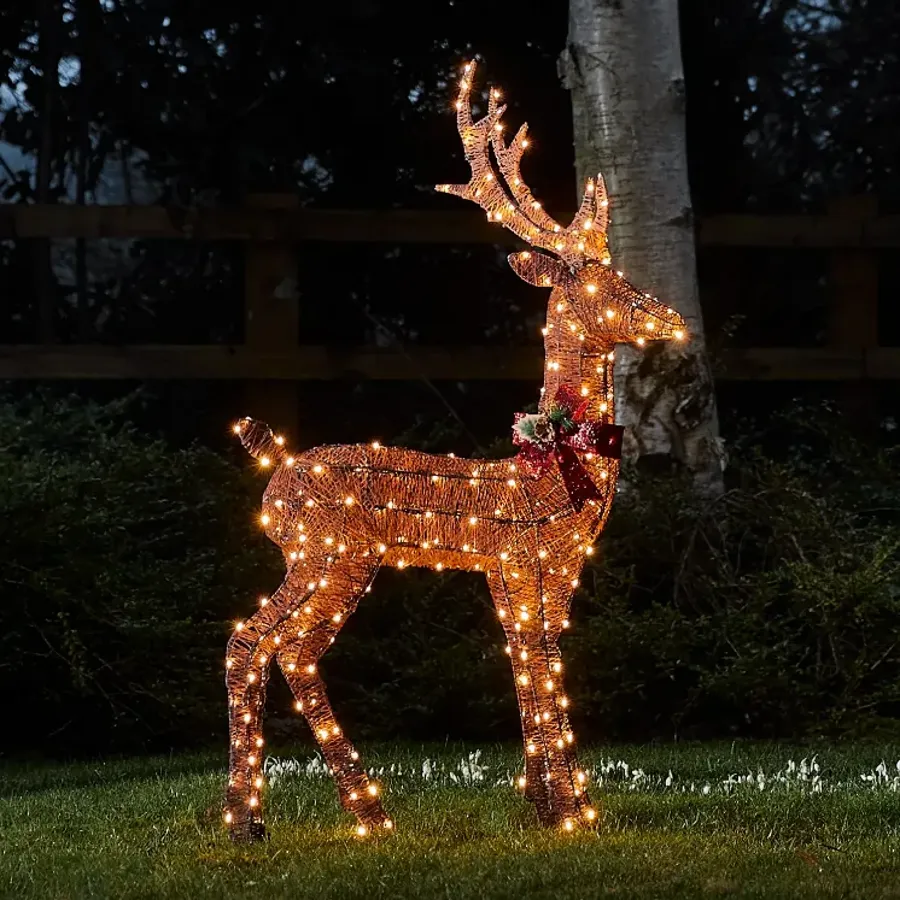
(512, 389, 624, 511)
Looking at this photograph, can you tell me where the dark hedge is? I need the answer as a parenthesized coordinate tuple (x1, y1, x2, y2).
(2, 393, 898, 757)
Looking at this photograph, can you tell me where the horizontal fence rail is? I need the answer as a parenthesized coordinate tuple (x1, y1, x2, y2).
(1, 204, 899, 247)
(0, 345, 897, 382)
(0, 195, 888, 433)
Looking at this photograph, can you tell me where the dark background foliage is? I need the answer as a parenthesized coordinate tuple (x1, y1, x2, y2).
(3, 0, 900, 357)
(2, 1, 900, 756)
(0, 393, 279, 753)
(3, 394, 898, 756)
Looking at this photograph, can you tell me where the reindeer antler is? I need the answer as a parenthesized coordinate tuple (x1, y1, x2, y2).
(436, 60, 611, 268)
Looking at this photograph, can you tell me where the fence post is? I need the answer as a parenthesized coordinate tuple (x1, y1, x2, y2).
(826, 195, 879, 430)
(242, 193, 300, 441)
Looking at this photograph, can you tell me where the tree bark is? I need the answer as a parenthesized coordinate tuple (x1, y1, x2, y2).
(561, 0, 723, 492)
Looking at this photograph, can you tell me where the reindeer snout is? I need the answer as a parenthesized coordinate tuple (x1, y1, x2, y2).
(232, 417, 285, 465)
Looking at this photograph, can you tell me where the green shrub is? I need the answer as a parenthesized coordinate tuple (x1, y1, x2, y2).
(2, 393, 898, 755)
(324, 404, 900, 743)
(567, 405, 900, 740)
(0, 392, 282, 754)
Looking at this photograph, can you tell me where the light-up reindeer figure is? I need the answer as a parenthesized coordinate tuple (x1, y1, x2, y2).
(225, 61, 687, 842)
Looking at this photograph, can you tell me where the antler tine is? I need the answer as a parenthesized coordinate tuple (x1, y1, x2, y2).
(436, 60, 610, 268)
(572, 179, 596, 231)
(456, 61, 502, 143)
(594, 173, 610, 235)
(489, 111, 564, 237)
(436, 61, 543, 243)
(435, 61, 495, 203)
(565, 175, 611, 265)
(580, 174, 610, 236)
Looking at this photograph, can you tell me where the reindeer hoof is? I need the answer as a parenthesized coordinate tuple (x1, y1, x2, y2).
(229, 821, 268, 844)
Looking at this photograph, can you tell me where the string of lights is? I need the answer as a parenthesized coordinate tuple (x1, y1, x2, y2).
(224, 60, 687, 843)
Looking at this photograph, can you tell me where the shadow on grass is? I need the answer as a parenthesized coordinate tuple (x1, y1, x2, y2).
(0, 751, 225, 799)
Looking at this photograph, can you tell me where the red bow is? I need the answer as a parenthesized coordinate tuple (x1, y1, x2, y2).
(512, 386, 624, 512)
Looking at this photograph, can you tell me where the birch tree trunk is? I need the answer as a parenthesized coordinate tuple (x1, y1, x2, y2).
(560, 0, 723, 492)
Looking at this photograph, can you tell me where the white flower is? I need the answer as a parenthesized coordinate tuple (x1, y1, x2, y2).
(513, 413, 555, 447)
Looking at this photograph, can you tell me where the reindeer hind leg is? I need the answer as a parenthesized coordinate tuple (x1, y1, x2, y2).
(225, 578, 299, 842)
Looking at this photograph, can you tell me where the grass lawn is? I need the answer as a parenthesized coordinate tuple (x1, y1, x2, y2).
(2, 743, 900, 899)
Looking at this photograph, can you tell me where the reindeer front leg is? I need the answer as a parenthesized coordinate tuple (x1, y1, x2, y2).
(493, 560, 598, 830)
(532, 556, 597, 831)
(487, 568, 553, 822)
(526, 627, 597, 830)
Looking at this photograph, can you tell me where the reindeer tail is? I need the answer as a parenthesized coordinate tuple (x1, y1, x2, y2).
(232, 417, 288, 465)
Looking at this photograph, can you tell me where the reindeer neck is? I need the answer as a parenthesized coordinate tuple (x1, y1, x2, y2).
(539, 294, 615, 423)
(533, 296, 618, 534)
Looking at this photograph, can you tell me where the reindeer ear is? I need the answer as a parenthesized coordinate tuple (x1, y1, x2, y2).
(507, 251, 568, 287)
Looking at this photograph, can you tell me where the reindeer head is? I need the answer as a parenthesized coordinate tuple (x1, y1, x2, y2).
(436, 61, 687, 352)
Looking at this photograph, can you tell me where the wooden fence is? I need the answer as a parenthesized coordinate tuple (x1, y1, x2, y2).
(0, 194, 893, 433)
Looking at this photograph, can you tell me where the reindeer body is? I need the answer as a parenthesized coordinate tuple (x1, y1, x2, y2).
(226, 426, 616, 842)
(264, 444, 613, 570)
(224, 61, 686, 842)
